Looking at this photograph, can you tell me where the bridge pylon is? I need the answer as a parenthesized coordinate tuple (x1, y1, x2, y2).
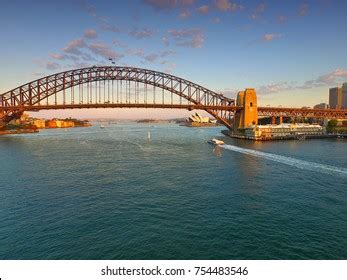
(233, 88, 258, 132)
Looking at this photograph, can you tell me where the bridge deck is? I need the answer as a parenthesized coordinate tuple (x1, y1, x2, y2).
(1, 103, 346, 119)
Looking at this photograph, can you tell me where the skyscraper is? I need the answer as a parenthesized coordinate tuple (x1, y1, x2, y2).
(329, 87, 343, 109)
(342, 83, 347, 109)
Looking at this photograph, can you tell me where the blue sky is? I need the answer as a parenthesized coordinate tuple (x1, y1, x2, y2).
(1, 0, 347, 118)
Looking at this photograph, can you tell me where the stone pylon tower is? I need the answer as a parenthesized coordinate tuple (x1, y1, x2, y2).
(233, 88, 258, 131)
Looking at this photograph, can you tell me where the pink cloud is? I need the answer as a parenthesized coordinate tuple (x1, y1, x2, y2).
(262, 33, 282, 41)
(277, 15, 287, 23)
(84, 29, 97, 39)
(45, 61, 61, 70)
(62, 39, 86, 55)
(257, 69, 347, 95)
(215, 0, 242, 12)
(250, 2, 265, 20)
(179, 11, 191, 19)
(168, 28, 204, 48)
(197, 5, 209, 14)
(50, 53, 65, 60)
(298, 3, 309, 16)
(88, 42, 123, 60)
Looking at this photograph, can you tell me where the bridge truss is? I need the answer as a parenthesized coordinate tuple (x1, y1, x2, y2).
(0, 66, 235, 128)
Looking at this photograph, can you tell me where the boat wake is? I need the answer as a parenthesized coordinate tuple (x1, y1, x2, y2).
(221, 144, 347, 177)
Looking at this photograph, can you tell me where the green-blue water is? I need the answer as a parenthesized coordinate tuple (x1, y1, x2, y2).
(0, 123, 346, 259)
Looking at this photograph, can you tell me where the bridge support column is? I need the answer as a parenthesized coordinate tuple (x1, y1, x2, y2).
(279, 116, 283, 124)
(271, 116, 276, 125)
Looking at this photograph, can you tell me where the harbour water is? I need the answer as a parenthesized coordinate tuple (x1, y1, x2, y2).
(0, 123, 346, 259)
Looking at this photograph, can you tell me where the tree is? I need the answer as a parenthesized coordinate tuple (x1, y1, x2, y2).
(327, 119, 338, 133)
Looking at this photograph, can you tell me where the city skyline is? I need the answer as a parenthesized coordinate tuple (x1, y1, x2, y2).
(1, 0, 347, 119)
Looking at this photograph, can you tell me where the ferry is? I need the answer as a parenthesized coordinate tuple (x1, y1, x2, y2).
(208, 138, 225, 145)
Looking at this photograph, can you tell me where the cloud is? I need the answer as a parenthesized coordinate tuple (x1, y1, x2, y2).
(129, 28, 154, 39)
(144, 53, 159, 62)
(100, 23, 121, 33)
(197, 5, 209, 14)
(257, 82, 293, 95)
(126, 48, 145, 56)
(162, 36, 170, 46)
(160, 50, 176, 57)
(112, 39, 128, 48)
(167, 28, 204, 48)
(161, 61, 176, 73)
(214, 0, 242, 12)
(84, 29, 97, 39)
(250, 2, 265, 20)
(143, 0, 195, 10)
(62, 38, 86, 55)
(45, 61, 61, 70)
(81, 1, 97, 18)
(257, 69, 347, 95)
(298, 3, 309, 16)
(68, 62, 92, 69)
(212, 17, 221, 23)
(277, 15, 287, 23)
(262, 33, 282, 41)
(129, 49, 176, 62)
(179, 11, 191, 19)
(88, 41, 123, 60)
(216, 88, 237, 98)
(49, 53, 65, 60)
(81, 2, 122, 33)
(304, 69, 347, 87)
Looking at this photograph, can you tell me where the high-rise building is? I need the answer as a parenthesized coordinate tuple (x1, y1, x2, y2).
(342, 83, 347, 109)
(313, 103, 329, 109)
(329, 87, 343, 109)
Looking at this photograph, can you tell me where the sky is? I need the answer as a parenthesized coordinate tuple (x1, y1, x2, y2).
(0, 0, 347, 119)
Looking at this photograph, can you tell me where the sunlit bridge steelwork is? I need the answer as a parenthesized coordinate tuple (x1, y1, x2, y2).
(0, 66, 235, 128)
(0, 66, 346, 129)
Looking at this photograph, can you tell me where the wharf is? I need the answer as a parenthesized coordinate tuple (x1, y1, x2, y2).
(221, 130, 346, 141)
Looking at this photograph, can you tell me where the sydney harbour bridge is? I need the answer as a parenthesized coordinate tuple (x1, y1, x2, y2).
(1, 66, 346, 129)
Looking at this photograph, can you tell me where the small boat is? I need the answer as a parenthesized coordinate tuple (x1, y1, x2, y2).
(208, 138, 224, 145)
(100, 125, 105, 129)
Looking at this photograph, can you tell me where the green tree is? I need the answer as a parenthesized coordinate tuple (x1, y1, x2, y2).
(327, 119, 338, 133)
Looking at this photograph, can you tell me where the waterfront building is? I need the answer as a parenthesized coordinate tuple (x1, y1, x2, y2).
(329, 87, 343, 109)
(313, 103, 329, 109)
(244, 123, 324, 140)
(342, 83, 347, 109)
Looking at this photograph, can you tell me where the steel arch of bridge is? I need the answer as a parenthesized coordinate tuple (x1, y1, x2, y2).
(0, 66, 235, 128)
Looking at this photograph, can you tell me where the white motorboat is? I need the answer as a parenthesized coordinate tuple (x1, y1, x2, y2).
(208, 138, 224, 145)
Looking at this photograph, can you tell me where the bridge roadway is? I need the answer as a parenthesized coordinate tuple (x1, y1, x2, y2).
(1, 103, 347, 119)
